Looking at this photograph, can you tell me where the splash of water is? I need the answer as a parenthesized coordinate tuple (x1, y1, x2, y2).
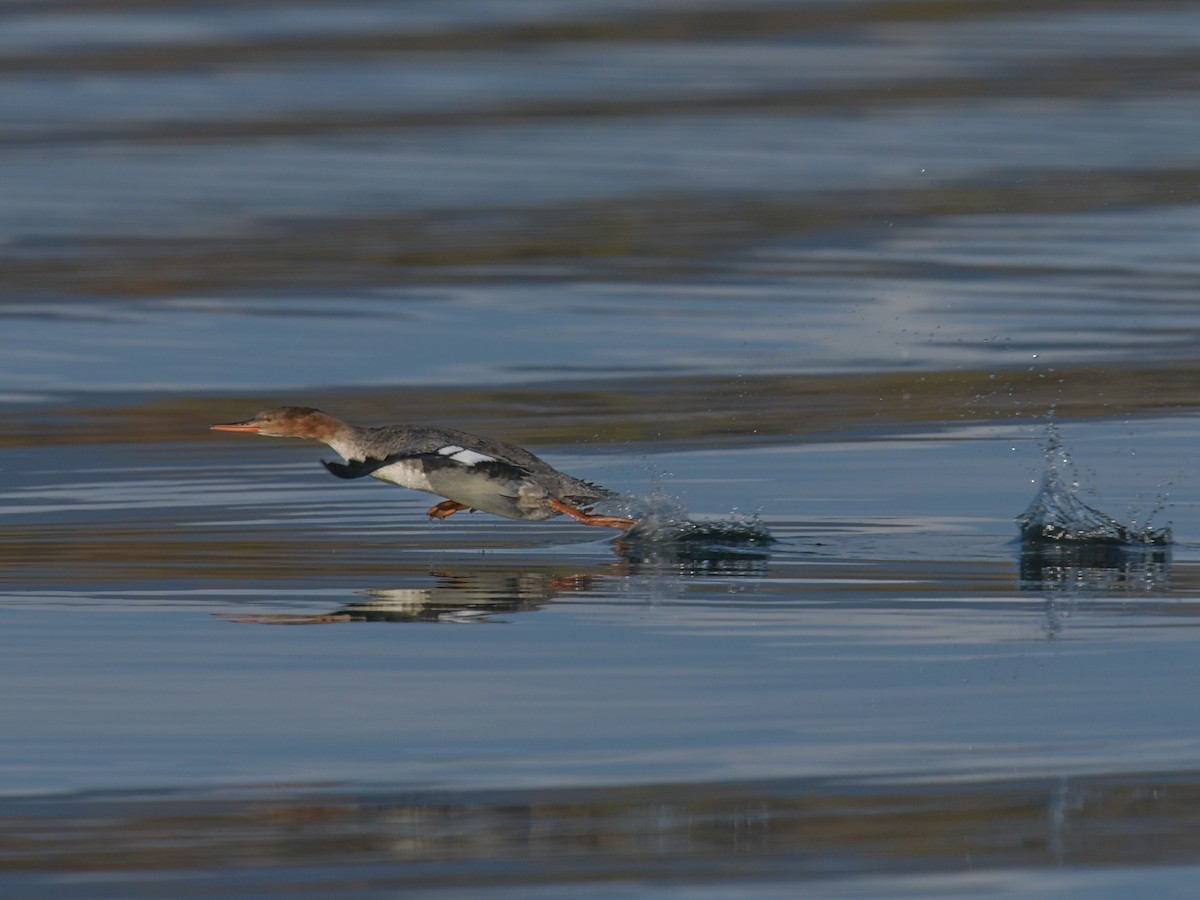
(614, 483, 774, 568)
(1016, 423, 1171, 546)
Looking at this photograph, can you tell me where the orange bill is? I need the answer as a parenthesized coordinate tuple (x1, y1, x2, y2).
(210, 421, 262, 432)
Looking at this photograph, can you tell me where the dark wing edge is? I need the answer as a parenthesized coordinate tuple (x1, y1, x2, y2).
(323, 453, 537, 485)
(415, 454, 534, 484)
(580, 479, 616, 498)
(322, 458, 390, 479)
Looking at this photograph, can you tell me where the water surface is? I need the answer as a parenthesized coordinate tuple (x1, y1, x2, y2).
(3, 0, 1200, 896)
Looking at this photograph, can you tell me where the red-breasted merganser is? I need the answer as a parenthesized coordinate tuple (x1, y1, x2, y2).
(210, 406, 635, 530)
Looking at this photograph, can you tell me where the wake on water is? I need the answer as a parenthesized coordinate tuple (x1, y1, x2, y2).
(603, 420, 1171, 572)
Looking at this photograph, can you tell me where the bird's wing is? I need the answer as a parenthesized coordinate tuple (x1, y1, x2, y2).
(323, 451, 534, 488)
(322, 458, 385, 479)
(420, 456, 538, 501)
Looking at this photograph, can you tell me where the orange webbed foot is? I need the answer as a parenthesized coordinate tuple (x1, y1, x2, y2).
(427, 500, 470, 521)
(547, 498, 636, 530)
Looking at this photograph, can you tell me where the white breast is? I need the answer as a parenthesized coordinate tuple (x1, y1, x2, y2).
(369, 459, 436, 493)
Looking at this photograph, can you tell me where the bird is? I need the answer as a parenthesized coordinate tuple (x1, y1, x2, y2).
(210, 406, 636, 529)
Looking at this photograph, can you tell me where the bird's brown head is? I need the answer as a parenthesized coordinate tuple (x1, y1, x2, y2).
(210, 406, 338, 441)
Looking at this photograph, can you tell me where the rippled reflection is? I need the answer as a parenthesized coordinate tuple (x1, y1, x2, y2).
(7, 769, 1200, 895)
(1019, 542, 1173, 596)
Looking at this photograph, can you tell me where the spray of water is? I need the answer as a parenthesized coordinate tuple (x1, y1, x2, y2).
(1017, 422, 1171, 546)
(612, 469, 774, 567)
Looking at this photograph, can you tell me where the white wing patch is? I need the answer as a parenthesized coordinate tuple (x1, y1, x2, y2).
(437, 445, 496, 467)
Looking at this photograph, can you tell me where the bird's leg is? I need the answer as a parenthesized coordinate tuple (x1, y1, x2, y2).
(547, 498, 636, 530)
(427, 499, 469, 520)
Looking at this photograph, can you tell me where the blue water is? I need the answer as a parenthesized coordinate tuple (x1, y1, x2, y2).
(4, 0, 1200, 895)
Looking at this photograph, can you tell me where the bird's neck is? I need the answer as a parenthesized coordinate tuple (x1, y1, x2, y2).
(318, 418, 372, 461)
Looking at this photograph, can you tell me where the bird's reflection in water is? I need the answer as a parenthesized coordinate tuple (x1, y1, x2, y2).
(222, 570, 594, 625)
(223, 523, 774, 625)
